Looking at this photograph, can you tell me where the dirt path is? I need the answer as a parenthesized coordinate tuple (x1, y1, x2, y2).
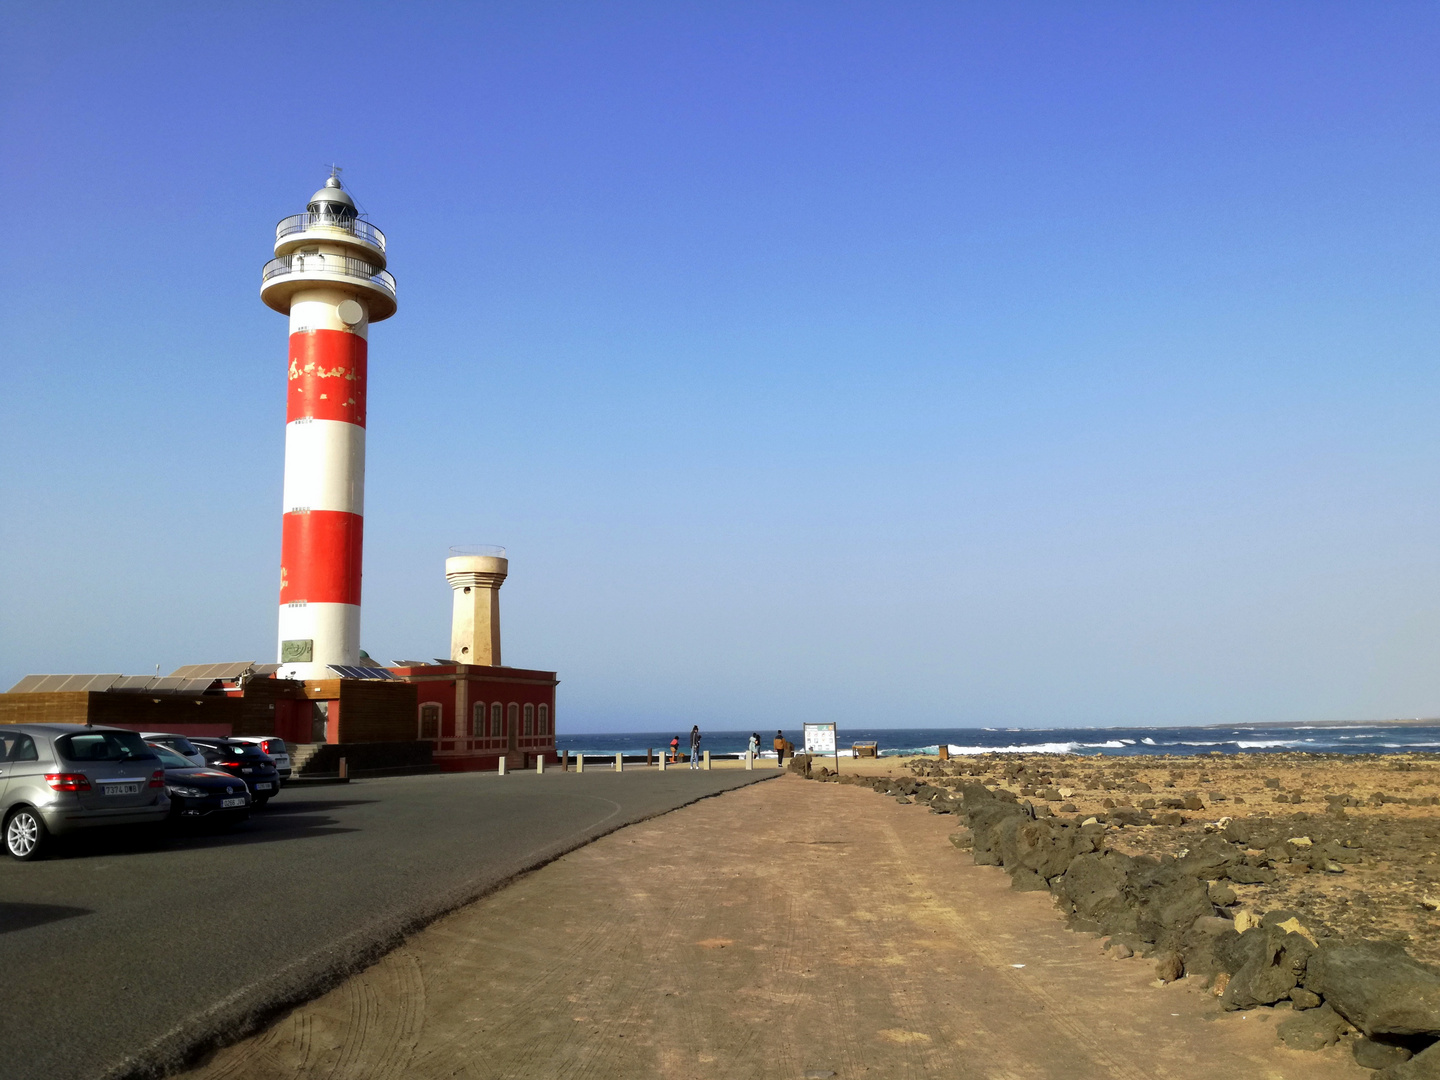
(177, 776, 1365, 1079)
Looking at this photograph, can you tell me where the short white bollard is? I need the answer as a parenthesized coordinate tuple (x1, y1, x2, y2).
(745, 750, 753, 771)
(536, 755, 545, 774)
(658, 753, 666, 771)
(497, 756, 508, 776)
(703, 750, 711, 770)
(615, 751, 623, 772)
(576, 753, 584, 773)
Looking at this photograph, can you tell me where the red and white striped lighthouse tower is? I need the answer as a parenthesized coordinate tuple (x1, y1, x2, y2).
(261, 172, 396, 680)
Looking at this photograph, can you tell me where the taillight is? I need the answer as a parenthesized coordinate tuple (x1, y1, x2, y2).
(149, 769, 165, 789)
(218, 761, 241, 767)
(45, 773, 91, 792)
(261, 740, 273, 754)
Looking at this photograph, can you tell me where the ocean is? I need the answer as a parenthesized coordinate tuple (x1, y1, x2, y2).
(555, 723, 1440, 759)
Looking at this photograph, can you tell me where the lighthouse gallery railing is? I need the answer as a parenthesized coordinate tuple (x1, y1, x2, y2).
(274, 213, 387, 254)
(262, 254, 396, 296)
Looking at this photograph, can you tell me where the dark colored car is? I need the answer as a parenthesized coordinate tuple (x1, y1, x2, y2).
(147, 743, 251, 826)
(187, 738, 281, 806)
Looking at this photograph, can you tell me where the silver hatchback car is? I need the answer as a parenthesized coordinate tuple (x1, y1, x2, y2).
(1, 724, 171, 860)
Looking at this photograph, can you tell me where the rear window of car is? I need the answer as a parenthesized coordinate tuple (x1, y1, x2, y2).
(164, 737, 199, 756)
(205, 743, 264, 758)
(58, 731, 158, 763)
(150, 745, 194, 768)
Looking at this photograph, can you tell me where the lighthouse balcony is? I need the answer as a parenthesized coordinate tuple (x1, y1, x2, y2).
(274, 213, 387, 261)
(261, 253, 397, 320)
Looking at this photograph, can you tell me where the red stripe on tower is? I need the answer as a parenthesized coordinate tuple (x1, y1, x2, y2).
(287, 330, 368, 426)
(279, 510, 364, 605)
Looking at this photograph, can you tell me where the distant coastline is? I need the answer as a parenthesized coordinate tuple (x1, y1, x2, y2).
(1216, 718, 1440, 729)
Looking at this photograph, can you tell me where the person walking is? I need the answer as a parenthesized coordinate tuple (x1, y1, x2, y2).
(669, 735, 680, 763)
(773, 729, 786, 765)
(689, 725, 702, 769)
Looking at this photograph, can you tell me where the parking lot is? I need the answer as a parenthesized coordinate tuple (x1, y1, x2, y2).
(0, 767, 775, 1080)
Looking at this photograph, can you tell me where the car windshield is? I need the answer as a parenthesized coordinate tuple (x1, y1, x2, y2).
(165, 737, 199, 756)
(58, 730, 158, 764)
(149, 744, 194, 769)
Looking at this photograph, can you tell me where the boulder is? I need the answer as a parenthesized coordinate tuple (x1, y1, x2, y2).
(1220, 926, 1312, 1010)
(1155, 950, 1184, 983)
(1055, 851, 1136, 934)
(1380, 1041, 1440, 1079)
(998, 818, 1097, 882)
(1308, 942, 1440, 1038)
(1208, 882, 1238, 907)
(966, 802, 1027, 866)
(1178, 836, 1241, 880)
(1126, 861, 1215, 948)
(1181, 916, 1241, 979)
(1276, 1003, 1348, 1051)
(1227, 864, 1278, 885)
(1354, 1038, 1414, 1071)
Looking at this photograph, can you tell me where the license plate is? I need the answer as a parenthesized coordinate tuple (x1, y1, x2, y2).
(253, 782, 272, 790)
(103, 783, 140, 796)
(221, 797, 246, 808)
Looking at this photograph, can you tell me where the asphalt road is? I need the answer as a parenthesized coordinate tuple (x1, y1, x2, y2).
(0, 766, 777, 1080)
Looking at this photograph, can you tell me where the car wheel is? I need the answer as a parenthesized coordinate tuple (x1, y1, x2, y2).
(5, 807, 49, 861)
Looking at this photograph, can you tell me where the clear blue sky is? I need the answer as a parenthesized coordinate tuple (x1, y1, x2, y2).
(3, 3, 1440, 731)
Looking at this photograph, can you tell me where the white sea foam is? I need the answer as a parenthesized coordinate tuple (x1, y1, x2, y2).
(1079, 740, 1127, 749)
(1234, 740, 1293, 749)
(944, 742, 1083, 756)
(1141, 737, 1157, 745)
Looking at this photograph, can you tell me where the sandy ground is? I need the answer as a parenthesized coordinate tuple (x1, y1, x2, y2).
(176, 775, 1364, 1080)
(842, 752, 1440, 965)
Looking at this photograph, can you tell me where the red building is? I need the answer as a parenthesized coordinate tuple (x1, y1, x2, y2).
(389, 662, 558, 771)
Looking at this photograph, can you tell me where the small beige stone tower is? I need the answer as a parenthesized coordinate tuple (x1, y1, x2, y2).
(446, 546, 508, 666)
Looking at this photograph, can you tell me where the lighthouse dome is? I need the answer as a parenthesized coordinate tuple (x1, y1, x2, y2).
(307, 175, 357, 220)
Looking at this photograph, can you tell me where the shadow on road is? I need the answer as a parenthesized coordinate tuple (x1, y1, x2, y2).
(0, 901, 92, 934)
(41, 813, 361, 860)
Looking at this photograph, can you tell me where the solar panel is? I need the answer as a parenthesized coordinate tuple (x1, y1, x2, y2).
(169, 662, 258, 679)
(7, 674, 124, 693)
(327, 665, 399, 681)
(111, 675, 158, 691)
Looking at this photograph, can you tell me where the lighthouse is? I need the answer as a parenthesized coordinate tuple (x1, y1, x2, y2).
(261, 172, 396, 680)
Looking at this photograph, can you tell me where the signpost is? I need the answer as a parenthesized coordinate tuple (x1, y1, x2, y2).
(803, 721, 840, 774)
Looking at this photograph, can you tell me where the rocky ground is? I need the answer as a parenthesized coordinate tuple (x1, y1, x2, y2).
(839, 752, 1440, 964)
(815, 752, 1440, 1077)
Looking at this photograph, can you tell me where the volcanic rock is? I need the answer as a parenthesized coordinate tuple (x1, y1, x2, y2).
(1354, 1038, 1414, 1070)
(1276, 1003, 1348, 1051)
(1307, 941, 1440, 1038)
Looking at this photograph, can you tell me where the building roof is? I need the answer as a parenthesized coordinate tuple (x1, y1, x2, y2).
(7, 674, 217, 694)
(169, 662, 280, 680)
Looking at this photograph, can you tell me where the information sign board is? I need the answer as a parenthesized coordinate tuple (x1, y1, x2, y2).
(803, 722, 837, 755)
